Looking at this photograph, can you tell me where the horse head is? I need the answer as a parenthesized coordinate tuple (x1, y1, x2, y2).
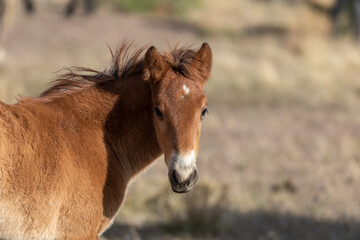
(144, 43, 212, 193)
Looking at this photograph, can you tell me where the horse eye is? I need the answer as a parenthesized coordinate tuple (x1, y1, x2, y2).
(154, 107, 163, 119)
(201, 108, 208, 119)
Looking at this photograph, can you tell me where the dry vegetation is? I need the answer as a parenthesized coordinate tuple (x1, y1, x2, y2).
(1, 0, 360, 239)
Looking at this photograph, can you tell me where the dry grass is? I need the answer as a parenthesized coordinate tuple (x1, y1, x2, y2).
(1, 1, 360, 239)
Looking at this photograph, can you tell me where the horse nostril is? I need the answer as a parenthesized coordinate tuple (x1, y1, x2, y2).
(192, 169, 198, 183)
(186, 170, 198, 186)
(172, 170, 181, 185)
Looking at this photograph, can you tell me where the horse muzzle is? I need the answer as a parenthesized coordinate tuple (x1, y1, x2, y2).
(168, 164, 199, 193)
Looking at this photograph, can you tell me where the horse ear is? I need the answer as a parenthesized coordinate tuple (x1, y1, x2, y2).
(193, 43, 212, 84)
(144, 46, 168, 83)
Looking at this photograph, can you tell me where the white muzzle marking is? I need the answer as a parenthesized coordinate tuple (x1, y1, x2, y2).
(168, 150, 198, 188)
(168, 150, 196, 168)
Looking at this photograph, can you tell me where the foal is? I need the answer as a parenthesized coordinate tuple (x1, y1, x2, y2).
(0, 42, 212, 239)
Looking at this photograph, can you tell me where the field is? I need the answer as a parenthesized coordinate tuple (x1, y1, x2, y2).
(1, 0, 360, 239)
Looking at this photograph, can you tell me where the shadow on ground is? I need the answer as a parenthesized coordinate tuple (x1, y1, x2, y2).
(102, 210, 360, 240)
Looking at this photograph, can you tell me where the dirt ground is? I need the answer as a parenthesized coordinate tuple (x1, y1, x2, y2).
(1, 1, 360, 239)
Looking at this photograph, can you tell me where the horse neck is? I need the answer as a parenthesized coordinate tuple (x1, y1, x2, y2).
(50, 74, 162, 180)
(103, 76, 163, 179)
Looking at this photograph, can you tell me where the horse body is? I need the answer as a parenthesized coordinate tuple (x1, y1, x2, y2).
(0, 90, 108, 238)
(0, 43, 212, 239)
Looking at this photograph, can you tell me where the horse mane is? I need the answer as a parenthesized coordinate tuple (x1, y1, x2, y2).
(40, 42, 198, 98)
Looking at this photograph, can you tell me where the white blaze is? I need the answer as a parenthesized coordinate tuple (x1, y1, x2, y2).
(182, 84, 190, 95)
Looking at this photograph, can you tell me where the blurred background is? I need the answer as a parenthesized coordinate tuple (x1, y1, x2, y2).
(1, 0, 360, 239)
